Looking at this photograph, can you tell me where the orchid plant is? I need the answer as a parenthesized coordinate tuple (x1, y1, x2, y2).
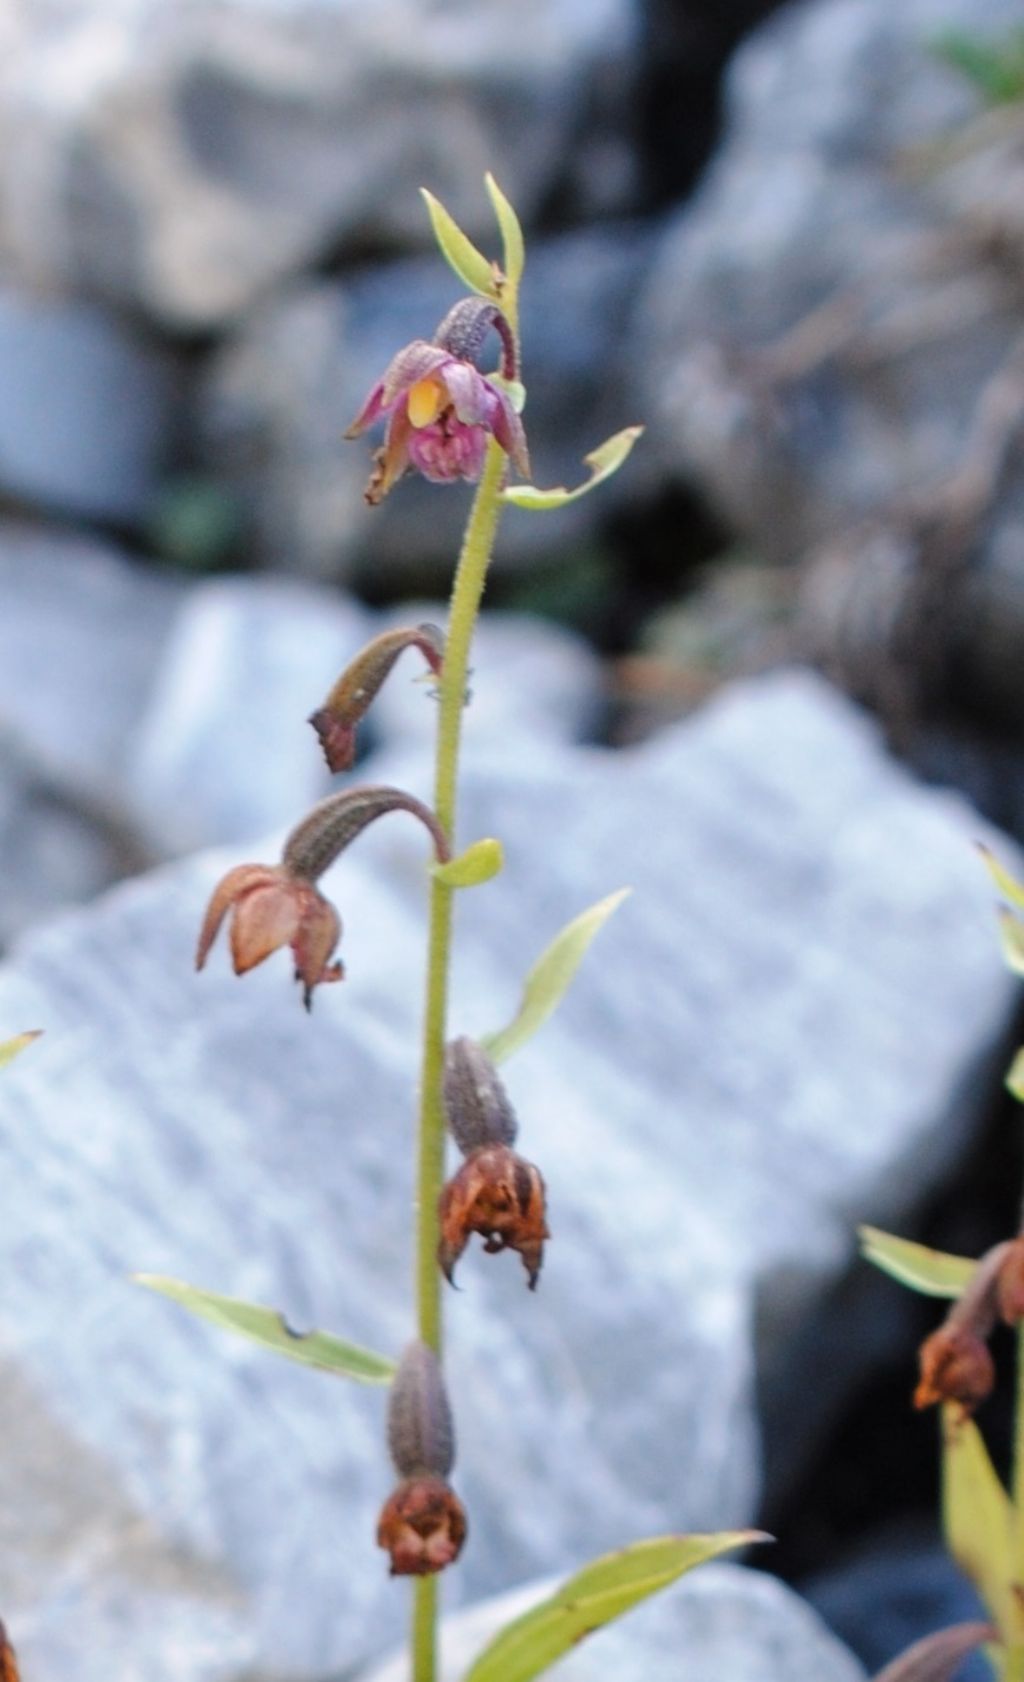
(132, 178, 757, 1681)
(861, 842, 1024, 1681)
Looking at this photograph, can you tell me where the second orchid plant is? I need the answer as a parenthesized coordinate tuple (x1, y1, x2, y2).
(135, 178, 756, 1681)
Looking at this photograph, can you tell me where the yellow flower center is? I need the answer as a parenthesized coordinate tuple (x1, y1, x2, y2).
(407, 377, 446, 429)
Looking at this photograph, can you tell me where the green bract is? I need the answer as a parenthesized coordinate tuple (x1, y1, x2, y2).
(432, 838, 504, 888)
(0, 1030, 41, 1070)
(503, 427, 644, 510)
(482, 888, 631, 1064)
(135, 1275, 395, 1382)
(462, 1531, 766, 1682)
(859, 1226, 976, 1298)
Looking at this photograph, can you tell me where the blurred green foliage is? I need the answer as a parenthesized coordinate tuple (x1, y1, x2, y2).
(935, 28, 1024, 105)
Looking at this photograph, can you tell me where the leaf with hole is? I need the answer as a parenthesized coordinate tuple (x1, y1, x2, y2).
(481, 888, 630, 1063)
(860, 1226, 976, 1298)
(135, 1275, 395, 1382)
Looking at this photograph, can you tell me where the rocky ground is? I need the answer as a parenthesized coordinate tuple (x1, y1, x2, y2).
(1, 0, 1024, 1677)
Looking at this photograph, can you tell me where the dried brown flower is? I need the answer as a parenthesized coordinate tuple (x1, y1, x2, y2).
(914, 1324, 995, 1416)
(196, 786, 449, 1007)
(438, 1143, 548, 1289)
(0, 1621, 20, 1682)
(376, 1475, 468, 1576)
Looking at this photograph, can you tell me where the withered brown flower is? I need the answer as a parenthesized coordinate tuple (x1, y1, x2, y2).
(0, 1620, 20, 1682)
(195, 863, 342, 1011)
(196, 785, 449, 1008)
(438, 1143, 548, 1290)
(914, 1324, 995, 1417)
(376, 1475, 467, 1576)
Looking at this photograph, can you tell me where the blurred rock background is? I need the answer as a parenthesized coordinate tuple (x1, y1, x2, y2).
(1, 0, 1024, 1677)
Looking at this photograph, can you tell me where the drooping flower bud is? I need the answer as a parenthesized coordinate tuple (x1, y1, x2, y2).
(196, 785, 449, 1008)
(0, 1621, 20, 1682)
(377, 1341, 467, 1577)
(439, 1143, 548, 1290)
(309, 624, 445, 773)
(444, 1035, 518, 1154)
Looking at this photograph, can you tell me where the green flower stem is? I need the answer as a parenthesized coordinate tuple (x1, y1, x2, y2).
(411, 436, 509, 1682)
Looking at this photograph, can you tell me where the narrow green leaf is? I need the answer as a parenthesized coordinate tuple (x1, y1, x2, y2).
(502, 427, 644, 511)
(485, 172, 525, 292)
(859, 1226, 976, 1299)
(0, 1030, 42, 1070)
(999, 911, 1024, 978)
(481, 888, 631, 1064)
(463, 1531, 767, 1682)
(432, 838, 504, 889)
(135, 1275, 395, 1383)
(1007, 1048, 1024, 1104)
(978, 843, 1024, 912)
(943, 1409, 1020, 1641)
(420, 189, 496, 300)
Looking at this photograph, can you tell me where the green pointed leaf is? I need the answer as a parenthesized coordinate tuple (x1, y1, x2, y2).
(999, 910, 1024, 978)
(502, 427, 644, 510)
(481, 888, 631, 1064)
(420, 189, 497, 300)
(485, 172, 525, 293)
(432, 838, 504, 888)
(463, 1530, 767, 1682)
(978, 843, 1024, 912)
(0, 1030, 42, 1070)
(860, 1227, 976, 1299)
(135, 1275, 395, 1382)
(1007, 1047, 1024, 1103)
(943, 1409, 1020, 1641)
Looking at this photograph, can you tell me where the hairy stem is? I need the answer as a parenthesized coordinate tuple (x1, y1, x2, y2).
(412, 437, 509, 1682)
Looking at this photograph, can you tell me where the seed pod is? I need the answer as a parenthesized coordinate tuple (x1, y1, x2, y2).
(283, 785, 450, 881)
(444, 1036, 518, 1154)
(309, 624, 445, 773)
(387, 1340, 454, 1481)
(439, 1144, 548, 1289)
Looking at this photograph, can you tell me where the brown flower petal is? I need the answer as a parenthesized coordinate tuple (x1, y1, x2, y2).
(376, 1475, 467, 1576)
(438, 1144, 548, 1289)
(914, 1324, 995, 1416)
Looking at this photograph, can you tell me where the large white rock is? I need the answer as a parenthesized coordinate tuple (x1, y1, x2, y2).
(358, 1563, 867, 1682)
(0, 0, 634, 328)
(0, 660, 1012, 1677)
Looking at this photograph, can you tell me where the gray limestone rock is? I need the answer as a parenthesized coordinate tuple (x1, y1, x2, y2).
(0, 288, 180, 525)
(0, 666, 1012, 1676)
(199, 224, 654, 582)
(0, 0, 635, 329)
(632, 0, 1022, 568)
(358, 1562, 868, 1682)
